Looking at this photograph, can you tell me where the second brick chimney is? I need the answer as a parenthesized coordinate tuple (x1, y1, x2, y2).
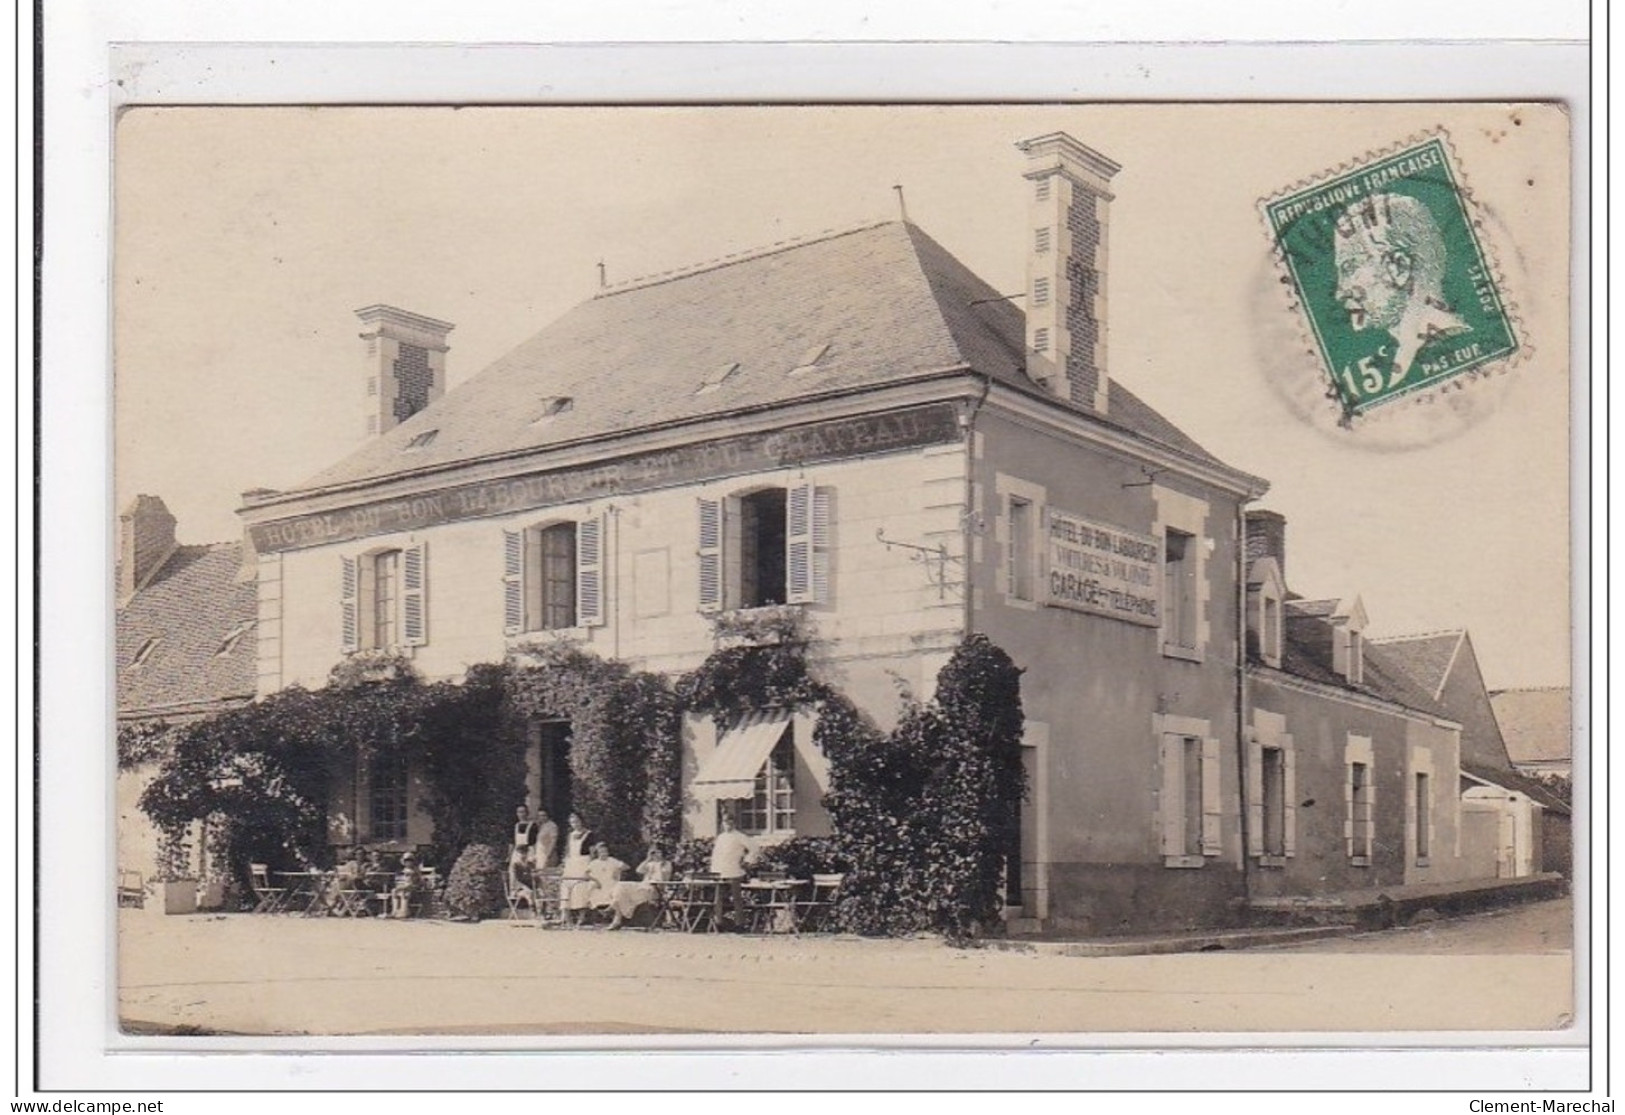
(356, 305, 455, 438)
(1245, 509, 1287, 584)
(1018, 132, 1120, 415)
(118, 494, 177, 603)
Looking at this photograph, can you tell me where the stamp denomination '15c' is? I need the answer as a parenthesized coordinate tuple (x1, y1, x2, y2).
(1265, 137, 1518, 416)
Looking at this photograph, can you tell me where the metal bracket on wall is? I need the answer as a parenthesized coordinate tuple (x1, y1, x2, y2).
(1122, 465, 1165, 489)
(875, 527, 962, 600)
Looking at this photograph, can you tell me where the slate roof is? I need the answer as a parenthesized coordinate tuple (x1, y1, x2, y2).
(1263, 612, 1450, 720)
(116, 542, 257, 719)
(1367, 630, 1464, 700)
(293, 220, 1232, 494)
(1461, 761, 1571, 815)
(1490, 687, 1574, 765)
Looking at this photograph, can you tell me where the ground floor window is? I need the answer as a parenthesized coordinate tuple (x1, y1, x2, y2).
(1415, 771, 1432, 861)
(1181, 736, 1204, 857)
(1261, 746, 1287, 856)
(1350, 760, 1374, 861)
(368, 753, 409, 842)
(736, 729, 795, 836)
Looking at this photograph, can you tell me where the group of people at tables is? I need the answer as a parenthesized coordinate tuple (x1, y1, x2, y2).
(315, 847, 430, 918)
(509, 804, 763, 930)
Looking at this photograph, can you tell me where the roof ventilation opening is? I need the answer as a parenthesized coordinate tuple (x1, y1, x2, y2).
(695, 363, 741, 395)
(531, 396, 576, 424)
(216, 620, 257, 657)
(404, 428, 440, 451)
(787, 343, 831, 377)
(131, 636, 161, 667)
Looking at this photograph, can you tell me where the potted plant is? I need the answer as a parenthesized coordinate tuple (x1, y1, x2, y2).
(153, 832, 198, 915)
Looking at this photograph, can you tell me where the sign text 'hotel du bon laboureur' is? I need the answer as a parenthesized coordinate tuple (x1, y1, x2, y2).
(1044, 508, 1161, 627)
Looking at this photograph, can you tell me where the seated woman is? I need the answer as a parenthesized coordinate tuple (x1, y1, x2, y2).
(606, 843, 674, 931)
(390, 851, 425, 919)
(565, 842, 627, 926)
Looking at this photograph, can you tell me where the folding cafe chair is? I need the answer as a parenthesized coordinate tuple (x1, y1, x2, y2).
(249, 863, 289, 914)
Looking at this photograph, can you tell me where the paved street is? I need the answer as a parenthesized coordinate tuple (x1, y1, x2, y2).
(118, 899, 1574, 1036)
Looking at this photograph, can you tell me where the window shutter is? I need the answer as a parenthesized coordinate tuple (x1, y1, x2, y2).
(697, 498, 722, 613)
(811, 487, 832, 605)
(502, 529, 524, 636)
(1246, 736, 1264, 857)
(577, 516, 605, 627)
(786, 481, 814, 603)
(1159, 735, 1181, 857)
(1201, 737, 1223, 856)
(401, 541, 428, 647)
(1367, 770, 1377, 857)
(340, 555, 359, 654)
(1281, 735, 1297, 857)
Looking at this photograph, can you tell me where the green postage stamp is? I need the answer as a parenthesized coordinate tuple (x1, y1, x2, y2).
(1264, 135, 1519, 417)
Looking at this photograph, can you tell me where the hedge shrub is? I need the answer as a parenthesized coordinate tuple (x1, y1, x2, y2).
(443, 843, 506, 921)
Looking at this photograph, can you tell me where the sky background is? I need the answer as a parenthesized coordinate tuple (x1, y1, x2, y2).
(113, 104, 1572, 690)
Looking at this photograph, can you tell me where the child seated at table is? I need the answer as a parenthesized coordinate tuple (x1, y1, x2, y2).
(390, 851, 425, 919)
(606, 843, 673, 931)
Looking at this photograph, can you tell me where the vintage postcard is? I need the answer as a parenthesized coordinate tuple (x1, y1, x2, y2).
(112, 103, 1574, 1039)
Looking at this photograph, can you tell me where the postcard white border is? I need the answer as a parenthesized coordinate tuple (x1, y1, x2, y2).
(32, 9, 1599, 1101)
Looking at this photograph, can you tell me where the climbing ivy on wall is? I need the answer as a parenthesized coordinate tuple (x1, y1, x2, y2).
(505, 642, 683, 860)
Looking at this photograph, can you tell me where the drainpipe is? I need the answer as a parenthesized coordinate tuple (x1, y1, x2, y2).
(961, 376, 992, 640)
(1235, 498, 1255, 907)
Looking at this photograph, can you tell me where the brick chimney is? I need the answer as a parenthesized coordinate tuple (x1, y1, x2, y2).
(1245, 509, 1287, 582)
(1018, 132, 1120, 414)
(118, 494, 177, 602)
(355, 305, 455, 437)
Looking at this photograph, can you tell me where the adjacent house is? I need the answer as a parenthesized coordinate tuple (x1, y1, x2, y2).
(116, 495, 258, 888)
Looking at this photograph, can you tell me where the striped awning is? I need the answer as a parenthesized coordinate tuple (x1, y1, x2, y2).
(692, 711, 791, 801)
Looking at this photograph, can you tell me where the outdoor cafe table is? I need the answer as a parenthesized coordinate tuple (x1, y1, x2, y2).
(275, 869, 333, 916)
(742, 878, 806, 934)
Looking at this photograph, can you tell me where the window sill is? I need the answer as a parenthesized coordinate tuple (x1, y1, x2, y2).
(1161, 643, 1204, 663)
(1256, 854, 1289, 869)
(1414, 856, 1431, 868)
(510, 626, 591, 642)
(1162, 854, 1205, 869)
(1349, 856, 1371, 868)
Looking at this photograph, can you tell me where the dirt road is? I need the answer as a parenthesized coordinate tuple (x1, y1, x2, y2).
(117, 899, 1574, 1037)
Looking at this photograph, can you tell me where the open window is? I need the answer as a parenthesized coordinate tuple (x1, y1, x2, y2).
(503, 517, 605, 635)
(698, 483, 829, 613)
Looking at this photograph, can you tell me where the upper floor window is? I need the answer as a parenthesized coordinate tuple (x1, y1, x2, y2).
(504, 518, 605, 635)
(1008, 497, 1035, 602)
(1163, 529, 1197, 652)
(341, 543, 428, 653)
(698, 483, 829, 613)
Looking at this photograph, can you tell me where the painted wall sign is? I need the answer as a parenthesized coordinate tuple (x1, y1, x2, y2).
(249, 403, 961, 553)
(1045, 508, 1161, 626)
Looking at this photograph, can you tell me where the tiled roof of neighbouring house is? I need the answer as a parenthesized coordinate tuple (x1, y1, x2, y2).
(1490, 686, 1574, 766)
(1368, 630, 1464, 700)
(1461, 760, 1572, 815)
(291, 220, 1234, 493)
(116, 542, 257, 718)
